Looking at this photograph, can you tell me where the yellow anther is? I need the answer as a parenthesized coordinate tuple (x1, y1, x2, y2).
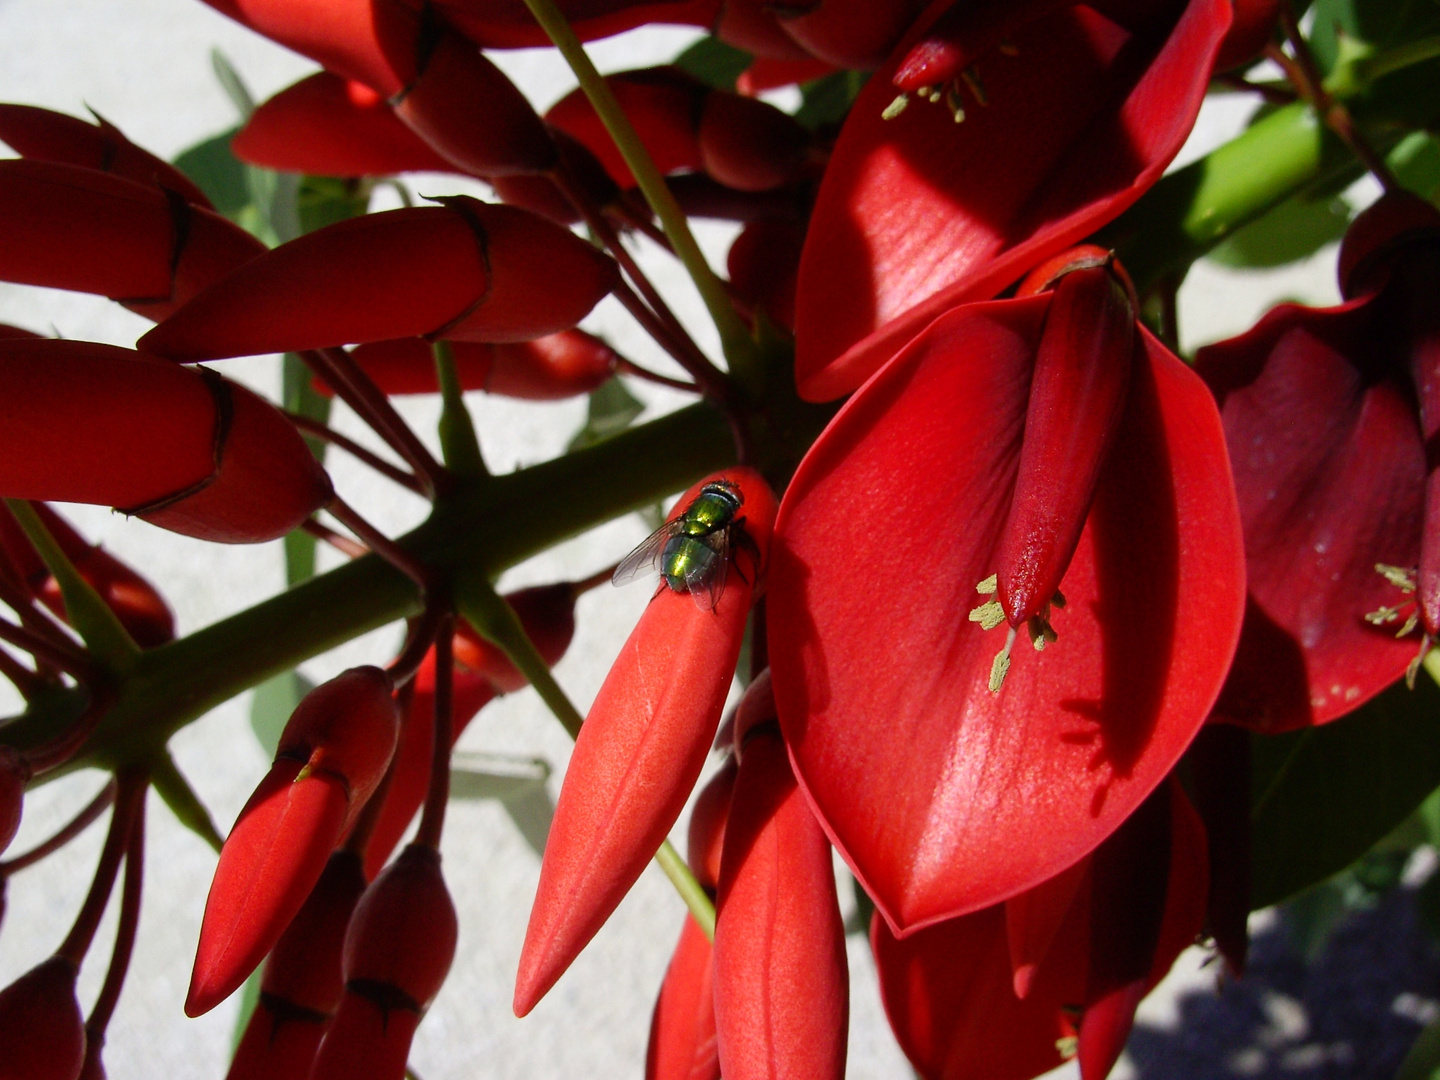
(976, 574, 998, 595)
(1377, 563, 1417, 592)
(961, 66, 989, 106)
(882, 94, 910, 120)
(969, 599, 1006, 631)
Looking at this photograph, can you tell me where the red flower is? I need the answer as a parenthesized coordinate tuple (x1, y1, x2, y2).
(1195, 191, 1440, 731)
(792, 0, 1231, 399)
(0, 955, 85, 1080)
(768, 253, 1244, 932)
(873, 777, 1208, 1080)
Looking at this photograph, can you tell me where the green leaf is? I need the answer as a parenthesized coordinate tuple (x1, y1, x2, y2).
(211, 48, 256, 120)
(1251, 671, 1440, 909)
(568, 376, 646, 451)
(248, 670, 315, 758)
(172, 129, 250, 219)
(297, 175, 372, 234)
(1391, 130, 1440, 203)
(151, 751, 223, 852)
(794, 70, 868, 131)
(673, 36, 751, 91)
(1207, 191, 1352, 268)
(1397, 1010, 1440, 1080)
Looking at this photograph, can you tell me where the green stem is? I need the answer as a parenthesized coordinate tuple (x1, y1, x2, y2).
(455, 576, 716, 936)
(519, 0, 761, 391)
(4, 402, 734, 773)
(433, 341, 488, 479)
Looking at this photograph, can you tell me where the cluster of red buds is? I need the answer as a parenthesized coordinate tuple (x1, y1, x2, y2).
(5, 0, 1440, 1075)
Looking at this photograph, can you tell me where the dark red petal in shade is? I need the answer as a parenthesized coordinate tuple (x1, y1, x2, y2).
(775, 0, 931, 70)
(1196, 300, 1424, 732)
(0, 160, 263, 317)
(232, 73, 458, 177)
(735, 56, 838, 94)
(713, 727, 848, 1080)
(0, 103, 212, 206)
(792, 0, 1230, 400)
(341, 330, 617, 399)
(646, 914, 721, 1080)
(138, 201, 617, 361)
(0, 956, 85, 1080)
(768, 300, 1244, 932)
(0, 746, 25, 857)
(515, 470, 777, 1017)
(717, 0, 816, 62)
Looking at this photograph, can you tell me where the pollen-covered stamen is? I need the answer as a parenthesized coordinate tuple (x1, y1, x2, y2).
(1366, 562, 1420, 637)
(995, 261, 1135, 632)
(972, 577, 1063, 691)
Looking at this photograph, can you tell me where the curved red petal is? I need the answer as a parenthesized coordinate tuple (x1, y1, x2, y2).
(1197, 300, 1424, 731)
(769, 303, 1243, 932)
(793, 0, 1229, 399)
(647, 914, 720, 1080)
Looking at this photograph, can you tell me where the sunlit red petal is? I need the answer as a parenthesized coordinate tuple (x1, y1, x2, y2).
(793, 0, 1229, 399)
(769, 301, 1243, 931)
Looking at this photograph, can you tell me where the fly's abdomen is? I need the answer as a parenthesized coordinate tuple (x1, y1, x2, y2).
(663, 536, 717, 592)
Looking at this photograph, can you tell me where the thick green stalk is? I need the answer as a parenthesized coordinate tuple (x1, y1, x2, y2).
(433, 341, 488, 479)
(519, 0, 761, 389)
(4, 402, 734, 773)
(1101, 102, 1351, 291)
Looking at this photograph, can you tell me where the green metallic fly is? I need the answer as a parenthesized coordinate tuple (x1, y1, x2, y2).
(612, 479, 759, 611)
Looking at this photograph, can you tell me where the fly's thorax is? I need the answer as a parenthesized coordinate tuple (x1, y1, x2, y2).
(681, 483, 743, 537)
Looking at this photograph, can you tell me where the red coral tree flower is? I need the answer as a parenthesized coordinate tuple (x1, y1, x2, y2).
(768, 251, 1245, 932)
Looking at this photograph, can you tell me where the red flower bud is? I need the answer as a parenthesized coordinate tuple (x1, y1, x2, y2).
(0, 503, 175, 648)
(364, 585, 577, 875)
(309, 845, 458, 1080)
(340, 330, 617, 399)
(198, 0, 421, 98)
(139, 200, 618, 361)
(546, 68, 706, 188)
(0, 956, 85, 1080)
(391, 27, 557, 177)
(714, 688, 847, 1080)
(0, 746, 27, 856)
(696, 92, 810, 193)
(189, 668, 399, 1017)
(0, 339, 331, 544)
(647, 914, 721, 1080)
(430, 0, 718, 49)
(1214, 0, 1282, 70)
(716, 0, 816, 61)
(515, 468, 777, 1015)
(0, 103, 212, 206)
(232, 72, 456, 177)
(727, 216, 805, 331)
(488, 128, 620, 226)
(687, 757, 737, 893)
(226, 850, 368, 1080)
(735, 56, 838, 94)
(0, 160, 264, 321)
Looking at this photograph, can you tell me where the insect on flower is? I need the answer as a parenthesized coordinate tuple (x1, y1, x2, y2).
(612, 479, 760, 610)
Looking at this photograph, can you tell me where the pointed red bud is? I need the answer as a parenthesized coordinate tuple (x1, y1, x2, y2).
(341, 330, 618, 399)
(0, 956, 85, 1080)
(996, 262, 1136, 628)
(188, 668, 398, 1016)
(0, 104, 212, 206)
(308, 845, 458, 1080)
(647, 914, 721, 1080)
(232, 73, 456, 177)
(391, 28, 557, 177)
(687, 757, 738, 893)
(0, 746, 27, 856)
(488, 128, 621, 226)
(775, 0, 929, 69)
(715, 0, 815, 61)
(0, 160, 264, 320)
(0, 503, 175, 648)
(515, 468, 777, 1016)
(139, 200, 618, 361)
(714, 719, 848, 1080)
(226, 850, 368, 1080)
(727, 216, 805, 331)
(0, 339, 331, 543)
(736, 55, 838, 94)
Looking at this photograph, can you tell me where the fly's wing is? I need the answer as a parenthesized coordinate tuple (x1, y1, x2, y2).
(686, 528, 730, 612)
(611, 520, 679, 588)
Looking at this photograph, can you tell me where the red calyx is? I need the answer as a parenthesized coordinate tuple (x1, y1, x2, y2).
(188, 668, 398, 1017)
(0, 956, 85, 1080)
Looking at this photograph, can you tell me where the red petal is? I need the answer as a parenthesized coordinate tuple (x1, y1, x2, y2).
(714, 728, 847, 1080)
(793, 0, 1230, 399)
(769, 301, 1243, 931)
(1197, 300, 1424, 730)
(233, 72, 457, 176)
(0, 956, 84, 1080)
(515, 469, 776, 1015)
(436, 0, 719, 50)
(0, 747, 25, 856)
